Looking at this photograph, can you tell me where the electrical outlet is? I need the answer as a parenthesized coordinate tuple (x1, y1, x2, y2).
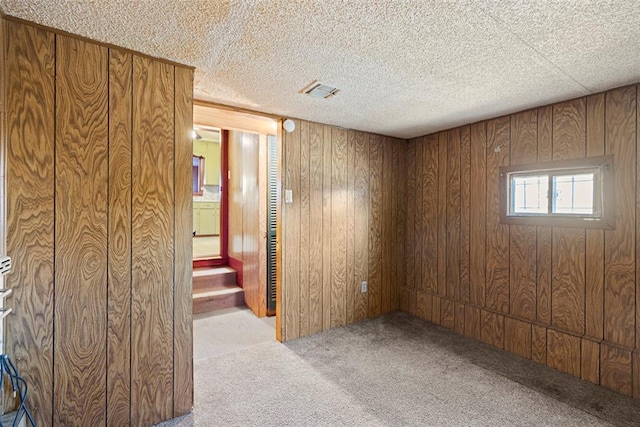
(361, 281, 368, 293)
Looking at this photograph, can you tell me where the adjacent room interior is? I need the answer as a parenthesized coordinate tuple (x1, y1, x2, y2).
(2, 2, 640, 427)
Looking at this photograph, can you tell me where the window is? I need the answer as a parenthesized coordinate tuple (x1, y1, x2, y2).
(193, 155, 205, 196)
(500, 155, 614, 229)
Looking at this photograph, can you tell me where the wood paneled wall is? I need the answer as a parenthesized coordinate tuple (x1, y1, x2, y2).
(282, 120, 406, 341)
(3, 19, 193, 426)
(403, 84, 640, 398)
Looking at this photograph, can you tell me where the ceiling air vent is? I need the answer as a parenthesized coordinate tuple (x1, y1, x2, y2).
(301, 81, 340, 99)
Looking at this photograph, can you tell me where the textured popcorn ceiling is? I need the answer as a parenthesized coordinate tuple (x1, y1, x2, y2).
(2, 1, 640, 139)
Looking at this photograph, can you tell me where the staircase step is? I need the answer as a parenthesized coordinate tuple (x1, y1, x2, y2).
(193, 285, 244, 314)
(193, 266, 237, 292)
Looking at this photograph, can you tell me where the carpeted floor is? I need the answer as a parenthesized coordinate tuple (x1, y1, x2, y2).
(158, 312, 640, 427)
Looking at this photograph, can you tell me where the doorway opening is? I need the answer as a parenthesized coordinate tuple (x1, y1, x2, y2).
(191, 101, 281, 369)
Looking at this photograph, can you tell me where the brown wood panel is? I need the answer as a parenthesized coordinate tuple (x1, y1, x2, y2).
(346, 131, 356, 321)
(480, 310, 505, 349)
(331, 127, 347, 327)
(634, 351, 640, 398)
(308, 122, 324, 334)
(586, 93, 605, 340)
(509, 110, 537, 322)
(242, 133, 260, 315)
(284, 121, 301, 339)
(354, 131, 369, 321)
(441, 298, 455, 329)
(392, 139, 406, 310)
(381, 137, 393, 313)
(432, 296, 441, 325)
(460, 126, 471, 303)
(536, 106, 552, 325)
(553, 98, 586, 160)
(551, 228, 586, 334)
(437, 132, 448, 296)
(397, 140, 408, 309)
(258, 136, 268, 318)
(422, 135, 438, 293)
(413, 139, 423, 293)
(581, 339, 600, 385)
(546, 329, 580, 377)
(173, 65, 193, 417)
(299, 121, 311, 335)
(551, 98, 586, 336)
(322, 125, 332, 330)
(504, 317, 532, 359)
(485, 117, 510, 313)
(416, 291, 429, 320)
(469, 122, 486, 306)
(447, 129, 461, 300)
(532, 325, 547, 364)
(5, 21, 55, 427)
(54, 35, 108, 426)
(600, 343, 633, 396)
(604, 86, 636, 349)
(368, 134, 383, 317)
(454, 302, 465, 334)
(131, 56, 175, 426)
(464, 305, 481, 340)
(405, 140, 416, 292)
(107, 48, 133, 426)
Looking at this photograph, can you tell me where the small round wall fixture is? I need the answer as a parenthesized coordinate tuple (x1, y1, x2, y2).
(283, 119, 296, 133)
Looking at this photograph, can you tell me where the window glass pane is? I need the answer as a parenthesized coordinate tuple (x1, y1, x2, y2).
(553, 173, 594, 214)
(512, 175, 549, 214)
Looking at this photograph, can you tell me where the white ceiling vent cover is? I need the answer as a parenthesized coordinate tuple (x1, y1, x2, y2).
(301, 81, 340, 99)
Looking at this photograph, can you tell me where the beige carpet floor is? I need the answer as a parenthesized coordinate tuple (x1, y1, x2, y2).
(157, 312, 640, 427)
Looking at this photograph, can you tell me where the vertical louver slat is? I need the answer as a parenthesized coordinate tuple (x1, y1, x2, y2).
(267, 135, 278, 310)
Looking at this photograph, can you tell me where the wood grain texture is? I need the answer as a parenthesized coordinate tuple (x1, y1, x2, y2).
(416, 291, 429, 321)
(392, 139, 406, 310)
(460, 126, 471, 303)
(634, 351, 640, 398)
(464, 305, 481, 340)
(299, 121, 311, 335)
(509, 110, 537, 322)
(446, 129, 461, 300)
(581, 338, 600, 384)
(241, 132, 260, 316)
(405, 140, 416, 292)
(422, 135, 438, 293)
(413, 139, 423, 293)
(54, 36, 108, 426)
(382, 137, 393, 312)
(432, 296, 441, 325)
(131, 56, 175, 426)
(284, 121, 301, 339)
(469, 122, 486, 307)
(604, 86, 636, 349)
(308, 122, 324, 333)
(107, 48, 133, 426)
(227, 131, 244, 263)
(551, 228, 585, 334)
(480, 310, 504, 349)
(173, 65, 194, 417)
(485, 117, 510, 313)
(258, 135, 268, 318)
(536, 106, 552, 325)
(454, 302, 465, 334)
(437, 132, 448, 296)
(5, 21, 55, 427)
(551, 98, 586, 336)
(600, 343, 632, 395)
(331, 127, 347, 327)
(546, 329, 580, 377)
(368, 134, 383, 317)
(441, 298, 455, 329)
(532, 325, 547, 365)
(322, 125, 332, 330)
(586, 93, 605, 340)
(504, 317, 532, 359)
(346, 131, 356, 321)
(354, 131, 369, 322)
